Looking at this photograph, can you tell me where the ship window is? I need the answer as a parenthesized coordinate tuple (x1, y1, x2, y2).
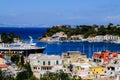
(48, 61, 51, 65)
(56, 60, 59, 65)
(43, 61, 45, 65)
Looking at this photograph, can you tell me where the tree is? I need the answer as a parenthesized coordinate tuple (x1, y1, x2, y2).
(1, 32, 8, 43)
(72, 75, 82, 80)
(16, 63, 33, 80)
(98, 25, 106, 35)
(0, 69, 15, 80)
(1, 32, 20, 43)
(11, 54, 20, 64)
(20, 55, 24, 66)
(0, 69, 5, 80)
(24, 63, 33, 78)
(16, 71, 28, 80)
(40, 71, 71, 80)
(27, 76, 39, 80)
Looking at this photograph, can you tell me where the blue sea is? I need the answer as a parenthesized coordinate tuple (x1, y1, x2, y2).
(0, 27, 120, 58)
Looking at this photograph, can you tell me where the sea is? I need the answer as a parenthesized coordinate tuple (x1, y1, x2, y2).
(0, 27, 120, 58)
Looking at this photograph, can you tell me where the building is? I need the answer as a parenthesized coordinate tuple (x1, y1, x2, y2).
(89, 67, 105, 75)
(87, 36, 95, 42)
(93, 51, 119, 65)
(71, 63, 91, 71)
(0, 55, 8, 70)
(104, 35, 119, 41)
(89, 66, 106, 79)
(28, 54, 63, 75)
(95, 35, 104, 42)
(51, 32, 67, 42)
(62, 51, 87, 65)
(70, 35, 84, 41)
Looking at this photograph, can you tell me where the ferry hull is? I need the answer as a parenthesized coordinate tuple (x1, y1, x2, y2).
(0, 48, 45, 56)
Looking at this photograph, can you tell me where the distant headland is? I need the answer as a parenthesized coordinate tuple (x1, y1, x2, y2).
(39, 23, 120, 43)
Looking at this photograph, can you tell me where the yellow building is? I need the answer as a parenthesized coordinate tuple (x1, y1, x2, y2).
(62, 51, 87, 64)
(72, 63, 91, 71)
(89, 67, 105, 75)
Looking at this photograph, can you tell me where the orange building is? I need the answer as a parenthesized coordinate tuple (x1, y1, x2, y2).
(93, 51, 118, 63)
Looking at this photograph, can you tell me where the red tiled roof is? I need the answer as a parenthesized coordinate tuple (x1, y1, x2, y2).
(0, 54, 4, 59)
(0, 64, 8, 68)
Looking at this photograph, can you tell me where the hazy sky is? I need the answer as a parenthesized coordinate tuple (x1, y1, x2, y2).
(0, 0, 120, 26)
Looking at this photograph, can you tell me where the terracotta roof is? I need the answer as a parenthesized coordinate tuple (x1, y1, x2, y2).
(0, 54, 4, 59)
(0, 64, 8, 68)
(41, 66, 53, 68)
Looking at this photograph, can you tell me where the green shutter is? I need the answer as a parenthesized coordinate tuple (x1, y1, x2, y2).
(56, 60, 59, 64)
(43, 61, 45, 65)
(48, 61, 50, 65)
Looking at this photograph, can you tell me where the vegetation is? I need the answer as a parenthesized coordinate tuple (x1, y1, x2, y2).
(40, 71, 82, 80)
(0, 69, 15, 80)
(16, 63, 33, 80)
(1, 32, 20, 43)
(43, 23, 120, 38)
(11, 54, 20, 64)
(1, 67, 82, 80)
(0, 69, 4, 80)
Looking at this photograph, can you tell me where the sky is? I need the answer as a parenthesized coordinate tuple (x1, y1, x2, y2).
(0, 0, 120, 27)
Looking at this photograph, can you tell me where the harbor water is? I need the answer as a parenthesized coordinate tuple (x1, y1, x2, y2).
(1, 27, 120, 58)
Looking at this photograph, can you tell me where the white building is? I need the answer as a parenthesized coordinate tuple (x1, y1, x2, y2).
(95, 35, 104, 42)
(104, 35, 119, 41)
(51, 32, 67, 42)
(28, 54, 63, 75)
(0, 57, 8, 70)
(71, 35, 84, 41)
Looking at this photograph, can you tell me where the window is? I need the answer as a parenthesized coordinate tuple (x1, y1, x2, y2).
(43, 61, 45, 65)
(48, 61, 51, 65)
(38, 60, 40, 63)
(111, 72, 112, 74)
(56, 60, 59, 65)
(33, 67, 37, 69)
